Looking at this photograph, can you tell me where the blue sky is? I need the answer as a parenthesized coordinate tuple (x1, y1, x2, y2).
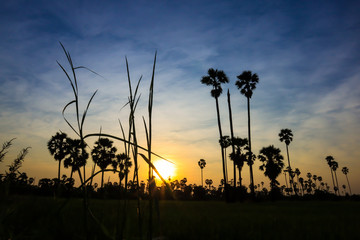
(0, 0, 359, 193)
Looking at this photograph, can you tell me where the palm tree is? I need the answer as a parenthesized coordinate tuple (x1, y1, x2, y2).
(63, 138, 88, 184)
(205, 179, 213, 190)
(91, 138, 117, 188)
(219, 136, 231, 182)
(299, 177, 304, 195)
(294, 168, 301, 194)
(201, 68, 229, 195)
(279, 128, 296, 194)
(325, 156, 337, 195)
(112, 153, 130, 187)
(258, 145, 284, 190)
(47, 132, 69, 181)
(342, 167, 352, 195)
(331, 160, 340, 195)
(236, 71, 259, 196)
(227, 89, 236, 187)
(198, 159, 206, 187)
(229, 137, 248, 187)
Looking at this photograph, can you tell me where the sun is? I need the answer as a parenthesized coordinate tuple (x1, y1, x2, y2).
(153, 159, 176, 181)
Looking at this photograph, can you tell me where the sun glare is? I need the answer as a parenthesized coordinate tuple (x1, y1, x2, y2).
(153, 159, 176, 181)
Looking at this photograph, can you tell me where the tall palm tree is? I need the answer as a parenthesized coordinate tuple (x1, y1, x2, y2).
(227, 89, 236, 187)
(219, 135, 231, 182)
(258, 145, 284, 190)
(331, 160, 340, 195)
(229, 137, 248, 187)
(279, 128, 296, 194)
(236, 71, 259, 196)
(47, 132, 69, 181)
(198, 159, 206, 187)
(201, 68, 229, 194)
(342, 167, 352, 195)
(91, 138, 117, 188)
(325, 155, 337, 195)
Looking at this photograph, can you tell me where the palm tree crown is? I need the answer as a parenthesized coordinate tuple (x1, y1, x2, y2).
(279, 129, 293, 146)
(235, 71, 259, 99)
(201, 68, 229, 98)
(258, 145, 284, 189)
(198, 159, 206, 169)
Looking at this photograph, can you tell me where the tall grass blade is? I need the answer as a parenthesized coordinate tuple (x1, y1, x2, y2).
(80, 90, 98, 130)
(62, 100, 80, 136)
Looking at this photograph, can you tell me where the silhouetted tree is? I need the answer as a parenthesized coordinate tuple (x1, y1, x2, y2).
(205, 179, 213, 190)
(91, 138, 117, 188)
(227, 90, 236, 187)
(258, 145, 284, 190)
(342, 167, 352, 195)
(279, 129, 296, 194)
(331, 160, 340, 196)
(229, 137, 248, 187)
(112, 153, 131, 187)
(325, 156, 337, 195)
(198, 159, 206, 187)
(201, 68, 229, 197)
(219, 136, 231, 182)
(63, 138, 88, 184)
(236, 71, 259, 197)
(47, 132, 69, 181)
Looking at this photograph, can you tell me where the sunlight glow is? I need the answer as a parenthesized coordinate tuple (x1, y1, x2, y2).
(153, 159, 176, 181)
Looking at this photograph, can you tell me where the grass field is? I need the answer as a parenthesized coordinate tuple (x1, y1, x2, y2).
(1, 196, 359, 239)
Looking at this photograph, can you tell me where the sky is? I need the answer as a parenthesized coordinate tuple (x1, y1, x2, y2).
(0, 0, 359, 194)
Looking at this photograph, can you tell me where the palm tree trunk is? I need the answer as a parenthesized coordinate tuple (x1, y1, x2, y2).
(101, 171, 104, 189)
(285, 145, 295, 195)
(334, 170, 340, 196)
(345, 174, 352, 195)
(215, 96, 228, 189)
(247, 97, 255, 197)
(238, 166, 242, 187)
(58, 160, 61, 181)
(329, 168, 336, 194)
(227, 90, 236, 187)
(201, 168, 203, 187)
(284, 171, 289, 195)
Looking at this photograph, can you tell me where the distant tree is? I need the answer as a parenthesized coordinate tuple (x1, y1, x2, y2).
(229, 137, 248, 187)
(299, 177, 304, 195)
(279, 128, 296, 194)
(219, 136, 231, 182)
(198, 159, 206, 187)
(47, 132, 69, 181)
(112, 153, 131, 187)
(63, 138, 88, 184)
(91, 138, 117, 188)
(205, 179, 213, 190)
(236, 71, 259, 197)
(325, 156, 337, 195)
(258, 145, 284, 190)
(201, 68, 229, 197)
(331, 160, 340, 196)
(342, 167, 352, 195)
(312, 175, 318, 189)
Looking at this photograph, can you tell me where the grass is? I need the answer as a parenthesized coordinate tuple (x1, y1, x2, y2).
(1, 195, 359, 239)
